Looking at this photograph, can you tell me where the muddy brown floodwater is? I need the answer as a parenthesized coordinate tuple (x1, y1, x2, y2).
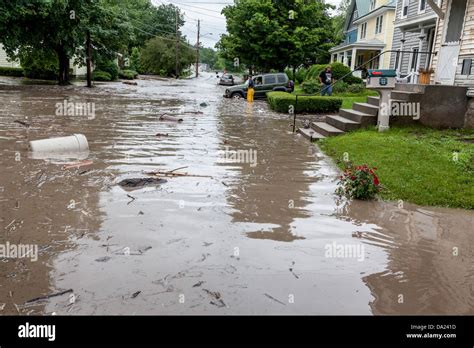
(0, 73, 473, 315)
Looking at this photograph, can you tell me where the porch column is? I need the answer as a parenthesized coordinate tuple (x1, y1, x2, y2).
(343, 51, 348, 66)
(416, 28, 426, 83)
(350, 48, 357, 71)
(398, 31, 406, 75)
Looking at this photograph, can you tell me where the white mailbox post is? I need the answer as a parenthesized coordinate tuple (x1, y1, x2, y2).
(366, 69, 397, 132)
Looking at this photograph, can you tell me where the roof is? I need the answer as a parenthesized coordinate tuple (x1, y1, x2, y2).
(329, 39, 386, 53)
(344, 0, 371, 31)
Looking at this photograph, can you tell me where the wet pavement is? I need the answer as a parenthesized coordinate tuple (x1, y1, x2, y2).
(0, 73, 473, 315)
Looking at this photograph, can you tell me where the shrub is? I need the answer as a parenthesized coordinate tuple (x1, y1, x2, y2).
(348, 83, 366, 94)
(119, 69, 138, 80)
(0, 67, 24, 77)
(267, 91, 342, 113)
(301, 79, 322, 94)
(93, 70, 112, 81)
(19, 48, 58, 80)
(96, 60, 118, 80)
(332, 81, 349, 94)
(336, 164, 381, 200)
(304, 62, 363, 84)
(130, 47, 144, 73)
(284, 68, 294, 81)
(294, 67, 307, 84)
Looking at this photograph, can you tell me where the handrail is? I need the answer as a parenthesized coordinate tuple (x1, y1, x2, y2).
(292, 49, 437, 133)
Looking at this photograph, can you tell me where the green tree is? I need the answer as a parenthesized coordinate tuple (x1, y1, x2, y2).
(140, 36, 194, 77)
(199, 47, 218, 69)
(217, 0, 337, 74)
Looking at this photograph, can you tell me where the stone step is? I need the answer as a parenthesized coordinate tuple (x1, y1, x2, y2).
(297, 127, 326, 141)
(390, 90, 423, 102)
(353, 102, 379, 116)
(367, 96, 380, 107)
(339, 109, 377, 126)
(394, 83, 426, 94)
(326, 115, 361, 131)
(311, 121, 345, 137)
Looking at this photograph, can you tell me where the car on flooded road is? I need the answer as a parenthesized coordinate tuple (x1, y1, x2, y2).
(223, 72, 290, 99)
(219, 74, 235, 86)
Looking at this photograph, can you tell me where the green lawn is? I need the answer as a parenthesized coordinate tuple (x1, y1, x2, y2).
(318, 126, 474, 209)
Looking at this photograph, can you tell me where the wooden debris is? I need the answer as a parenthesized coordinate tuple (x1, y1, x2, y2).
(62, 160, 93, 170)
(14, 120, 30, 128)
(123, 81, 138, 86)
(25, 289, 73, 304)
(159, 114, 183, 122)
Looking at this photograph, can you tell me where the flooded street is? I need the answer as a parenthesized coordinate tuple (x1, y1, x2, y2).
(1, 73, 473, 315)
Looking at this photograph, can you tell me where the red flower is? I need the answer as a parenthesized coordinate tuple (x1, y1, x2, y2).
(373, 174, 380, 186)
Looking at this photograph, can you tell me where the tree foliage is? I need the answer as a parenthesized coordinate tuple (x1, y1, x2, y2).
(217, 0, 338, 73)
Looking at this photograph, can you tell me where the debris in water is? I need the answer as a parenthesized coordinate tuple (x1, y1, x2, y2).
(203, 289, 226, 308)
(155, 133, 169, 137)
(126, 194, 136, 205)
(62, 160, 93, 170)
(131, 291, 141, 298)
(193, 281, 205, 288)
(95, 256, 111, 262)
(264, 293, 286, 306)
(123, 81, 138, 86)
(25, 289, 73, 304)
(200, 102, 209, 107)
(138, 246, 152, 254)
(159, 114, 183, 122)
(118, 178, 167, 190)
(14, 120, 30, 128)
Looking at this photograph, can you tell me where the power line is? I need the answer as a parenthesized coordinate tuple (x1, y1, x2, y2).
(158, 0, 227, 20)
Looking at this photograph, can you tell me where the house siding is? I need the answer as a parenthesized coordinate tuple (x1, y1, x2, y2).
(431, 0, 474, 87)
(0, 45, 20, 68)
(390, 0, 438, 73)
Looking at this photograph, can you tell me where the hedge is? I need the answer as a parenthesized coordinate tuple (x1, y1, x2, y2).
(93, 70, 112, 81)
(119, 69, 138, 80)
(267, 91, 342, 114)
(0, 67, 24, 77)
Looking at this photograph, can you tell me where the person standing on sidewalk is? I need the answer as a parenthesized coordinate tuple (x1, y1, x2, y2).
(247, 76, 255, 102)
(319, 66, 334, 96)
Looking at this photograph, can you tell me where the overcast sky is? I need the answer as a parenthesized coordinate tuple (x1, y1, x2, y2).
(152, 0, 343, 48)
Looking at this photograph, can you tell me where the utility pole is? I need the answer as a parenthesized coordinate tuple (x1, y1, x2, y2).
(195, 19, 200, 78)
(86, 30, 92, 88)
(175, 9, 179, 79)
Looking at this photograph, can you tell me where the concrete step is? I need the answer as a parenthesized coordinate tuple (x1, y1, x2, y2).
(353, 102, 379, 116)
(390, 91, 423, 102)
(326, 115, 361, 131)
(339, 109, 377, 126)
(367, 96, 380, 107)
(394, 83, 426, 94)
(297, 127, 326, 141)
(311, 121, 345, 137)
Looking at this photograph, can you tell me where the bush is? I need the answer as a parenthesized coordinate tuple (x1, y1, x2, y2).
(348, 83, 366, 94)
(304, 62, 363, 85)
(267, 91, 342, 113)
(19, 48, 58, 80)
(93, 70, 112, 81)
(336, 164, 381, 200)
(119, 69, 138, 80)
(294, 67, 307, 84)
(284, 68, 294, 81)
(0, 67, 24, 77)
(96, 60, 118, 80)
(332, 81, 349, 94)
(301, 79, 322, 94)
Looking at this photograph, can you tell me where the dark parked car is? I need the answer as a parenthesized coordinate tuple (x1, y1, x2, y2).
(223, 73, 290, 99)
(219, 74, 235, 86)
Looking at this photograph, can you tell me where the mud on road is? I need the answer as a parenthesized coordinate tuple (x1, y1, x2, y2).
(0, 74, 473, 315)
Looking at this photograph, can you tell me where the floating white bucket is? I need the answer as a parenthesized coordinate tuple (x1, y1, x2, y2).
(29, 134, 89, 153)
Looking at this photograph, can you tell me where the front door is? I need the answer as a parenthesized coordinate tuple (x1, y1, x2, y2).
(435, 0, 467, 84)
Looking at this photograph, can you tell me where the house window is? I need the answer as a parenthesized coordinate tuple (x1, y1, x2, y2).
(410, 47, 419, 71)
(401, 0, 409, 18)
(370, 0, 376, 10)
(375, 15, 383, 34)
(419, 0, 427, 13)
(360, 22, 367, 39)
